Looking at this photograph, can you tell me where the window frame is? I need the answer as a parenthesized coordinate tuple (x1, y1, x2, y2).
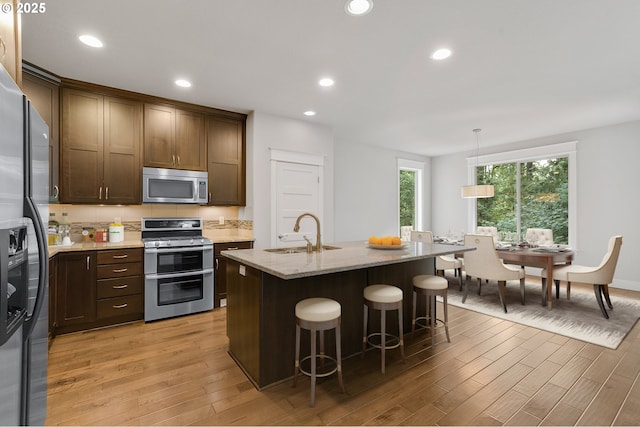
(398, 158, 424, 233)
(466, 141, 577, 248)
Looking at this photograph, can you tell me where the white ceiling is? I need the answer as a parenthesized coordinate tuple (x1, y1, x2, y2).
(21, 0, 640, 156)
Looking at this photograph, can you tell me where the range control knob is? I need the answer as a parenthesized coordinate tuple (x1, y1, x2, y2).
(190, 238, 194, 245)
(154, 241, 160, 247)
(200, 238, 205, 244)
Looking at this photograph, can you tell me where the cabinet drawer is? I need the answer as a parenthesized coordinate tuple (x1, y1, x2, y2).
(97, 262, 142, 279)
(214, 241, 253, 256)
(97, 294, 143, 320)
(97, 248, 142, 265)
(97, 276, 142, 299)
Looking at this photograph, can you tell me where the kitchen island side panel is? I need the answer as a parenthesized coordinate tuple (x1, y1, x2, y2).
(226, 256, 436, 389)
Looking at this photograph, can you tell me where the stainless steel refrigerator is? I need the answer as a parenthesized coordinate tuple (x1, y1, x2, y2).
(0, 63, 49, 425)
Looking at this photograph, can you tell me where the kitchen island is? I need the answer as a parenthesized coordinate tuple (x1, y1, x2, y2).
(221, 240, 474, 389)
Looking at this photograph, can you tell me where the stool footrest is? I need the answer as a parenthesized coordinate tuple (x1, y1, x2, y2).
(298, 355, 339, 378)
(414, 316, 446, 331)
(366, 332, 401, 350)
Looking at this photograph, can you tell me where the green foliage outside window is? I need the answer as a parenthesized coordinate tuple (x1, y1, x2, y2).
(400, 170, 415, 228)
(477, 157, 569, 244)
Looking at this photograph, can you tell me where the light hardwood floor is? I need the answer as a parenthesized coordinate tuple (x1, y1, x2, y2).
(46, 280, 640, 426)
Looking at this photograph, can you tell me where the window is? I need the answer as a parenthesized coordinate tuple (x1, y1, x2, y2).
(398, 159, 423, 234)
(467, 142, 577, 247)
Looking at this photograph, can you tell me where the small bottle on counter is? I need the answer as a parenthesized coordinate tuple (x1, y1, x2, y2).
(48, 212, 59, 246)
(59, 212, 71, 245)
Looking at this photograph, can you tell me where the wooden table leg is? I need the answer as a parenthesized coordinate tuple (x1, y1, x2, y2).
(546, 256, 553, 310)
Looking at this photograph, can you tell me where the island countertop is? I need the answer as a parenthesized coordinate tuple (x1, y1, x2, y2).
(221, 240, 474, 280)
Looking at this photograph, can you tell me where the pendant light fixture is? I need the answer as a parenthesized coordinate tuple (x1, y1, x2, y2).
(461, 128, 495, 198)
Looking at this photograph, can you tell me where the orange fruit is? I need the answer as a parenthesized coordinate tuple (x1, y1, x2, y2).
(391, 236, 402, 245)
(368, 235, 377, 244)
(382, 236, 393, 246)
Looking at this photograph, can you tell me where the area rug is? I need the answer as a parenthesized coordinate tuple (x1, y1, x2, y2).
(443, 277, 640, 349)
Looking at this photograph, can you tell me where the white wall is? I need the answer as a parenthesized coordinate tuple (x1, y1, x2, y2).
(242, 111, 334, 249)
(432, 120, 640, 291)
(334, 141, 431, 241)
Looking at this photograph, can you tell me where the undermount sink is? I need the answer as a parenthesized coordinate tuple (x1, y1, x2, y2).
(264, 245, 341, 254)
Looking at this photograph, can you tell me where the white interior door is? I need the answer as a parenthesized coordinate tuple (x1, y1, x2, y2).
(273, 161, 321, 247)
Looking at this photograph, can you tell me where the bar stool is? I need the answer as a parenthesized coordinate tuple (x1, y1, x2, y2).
(362, 284, 405, 373)
(293, 297, 345, 407)
(412, 275, 450, 346)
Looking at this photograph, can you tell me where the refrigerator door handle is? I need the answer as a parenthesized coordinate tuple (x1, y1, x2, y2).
(22, 197, 48, 339)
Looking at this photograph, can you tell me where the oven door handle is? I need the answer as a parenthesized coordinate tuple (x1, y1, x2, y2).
(146, 245, 212, 254)
(145, 268, 214, 280)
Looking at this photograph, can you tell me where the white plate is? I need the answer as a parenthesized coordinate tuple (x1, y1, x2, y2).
(367, 243, 408, 250)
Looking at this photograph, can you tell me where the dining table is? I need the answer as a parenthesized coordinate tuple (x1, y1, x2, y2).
(439, 238, 574, 310)
(494, 246, 574, 309)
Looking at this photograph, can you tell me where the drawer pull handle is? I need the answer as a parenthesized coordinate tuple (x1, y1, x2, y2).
(112, 254, 128, 259)
(112, 268, 128, 273)
(227, 247, 239, 251)
(113, 303, 128, 309)
(112, 284, 128, 289)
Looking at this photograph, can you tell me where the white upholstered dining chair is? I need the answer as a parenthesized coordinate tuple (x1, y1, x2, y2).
(476, 226, 499, 244)
(524, 228, 554, 246)
(462, 234, 525, 313)
(541, 235, 622, 319)
(410, 231, 463, 290)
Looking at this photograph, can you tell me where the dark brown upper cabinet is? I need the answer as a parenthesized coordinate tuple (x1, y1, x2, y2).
(207, 115, 246, 206)
(143, 104, 206, 171)
(21, 64, 61, 203)
(61, 86, 142, 204)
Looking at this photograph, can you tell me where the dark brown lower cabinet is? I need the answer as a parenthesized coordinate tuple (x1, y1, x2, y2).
(48, 257, 58, 346)
(214, 241, 253, 308)
(54, 248, 143, 335)
(56, 251, 97, 334)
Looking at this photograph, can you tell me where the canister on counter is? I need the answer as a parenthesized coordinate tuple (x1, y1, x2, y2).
(81, 227, 96, 243)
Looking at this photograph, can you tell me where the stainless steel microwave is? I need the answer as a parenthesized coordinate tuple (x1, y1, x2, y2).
(142, 167, 208, 204)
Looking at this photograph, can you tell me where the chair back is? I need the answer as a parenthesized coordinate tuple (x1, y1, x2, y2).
(463, 234, 504, 280)
(593, 235, 623, 283)
(410, 230, 433, 243)
(476, 226, 499, 244)
(525, 228, 554, 245)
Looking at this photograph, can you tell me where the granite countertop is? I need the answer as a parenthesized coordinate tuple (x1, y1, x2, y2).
(48, 240, 144, 257)
(221, 240, 474, 280)
(48, 234, 254, 258)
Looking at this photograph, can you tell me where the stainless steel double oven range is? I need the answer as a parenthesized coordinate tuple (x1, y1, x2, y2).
(142, 218, 213, 322)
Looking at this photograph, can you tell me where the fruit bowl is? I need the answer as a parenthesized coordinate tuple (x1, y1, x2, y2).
(367, 243, 408, 250)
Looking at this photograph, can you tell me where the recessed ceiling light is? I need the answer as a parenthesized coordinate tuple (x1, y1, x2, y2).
(345, 0, 373, 16)
(175, 79, 192, 88)
(78, 34, 103, 48)
(431, 48, 452, 60)
(304, 111, 316, 116)
(318, 78, 334, 87)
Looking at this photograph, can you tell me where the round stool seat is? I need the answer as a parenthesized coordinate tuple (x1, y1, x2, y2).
(413, 275, 448, 291)
(296, 297, 341, 323)
(364, 284, 403, 304)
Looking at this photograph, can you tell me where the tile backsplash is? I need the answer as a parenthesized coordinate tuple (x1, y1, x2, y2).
(49, 204, 252, 242)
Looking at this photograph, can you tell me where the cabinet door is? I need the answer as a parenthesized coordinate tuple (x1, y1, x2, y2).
(0, 0, 21, 84)
(207, 116, 246, 205)
(22, 69, 60, 203)
(214, 241, 253, 307)
(175, 109, 206, 171)
(56, 252, 97, 329)
(143, 104, 175, 169)
(48, 257, 57, 342)
(103, 96, 142, 204)
(61, 88, 104, 203)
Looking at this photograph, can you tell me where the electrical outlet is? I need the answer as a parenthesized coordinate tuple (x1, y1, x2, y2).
(219, 216, 225, 225)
